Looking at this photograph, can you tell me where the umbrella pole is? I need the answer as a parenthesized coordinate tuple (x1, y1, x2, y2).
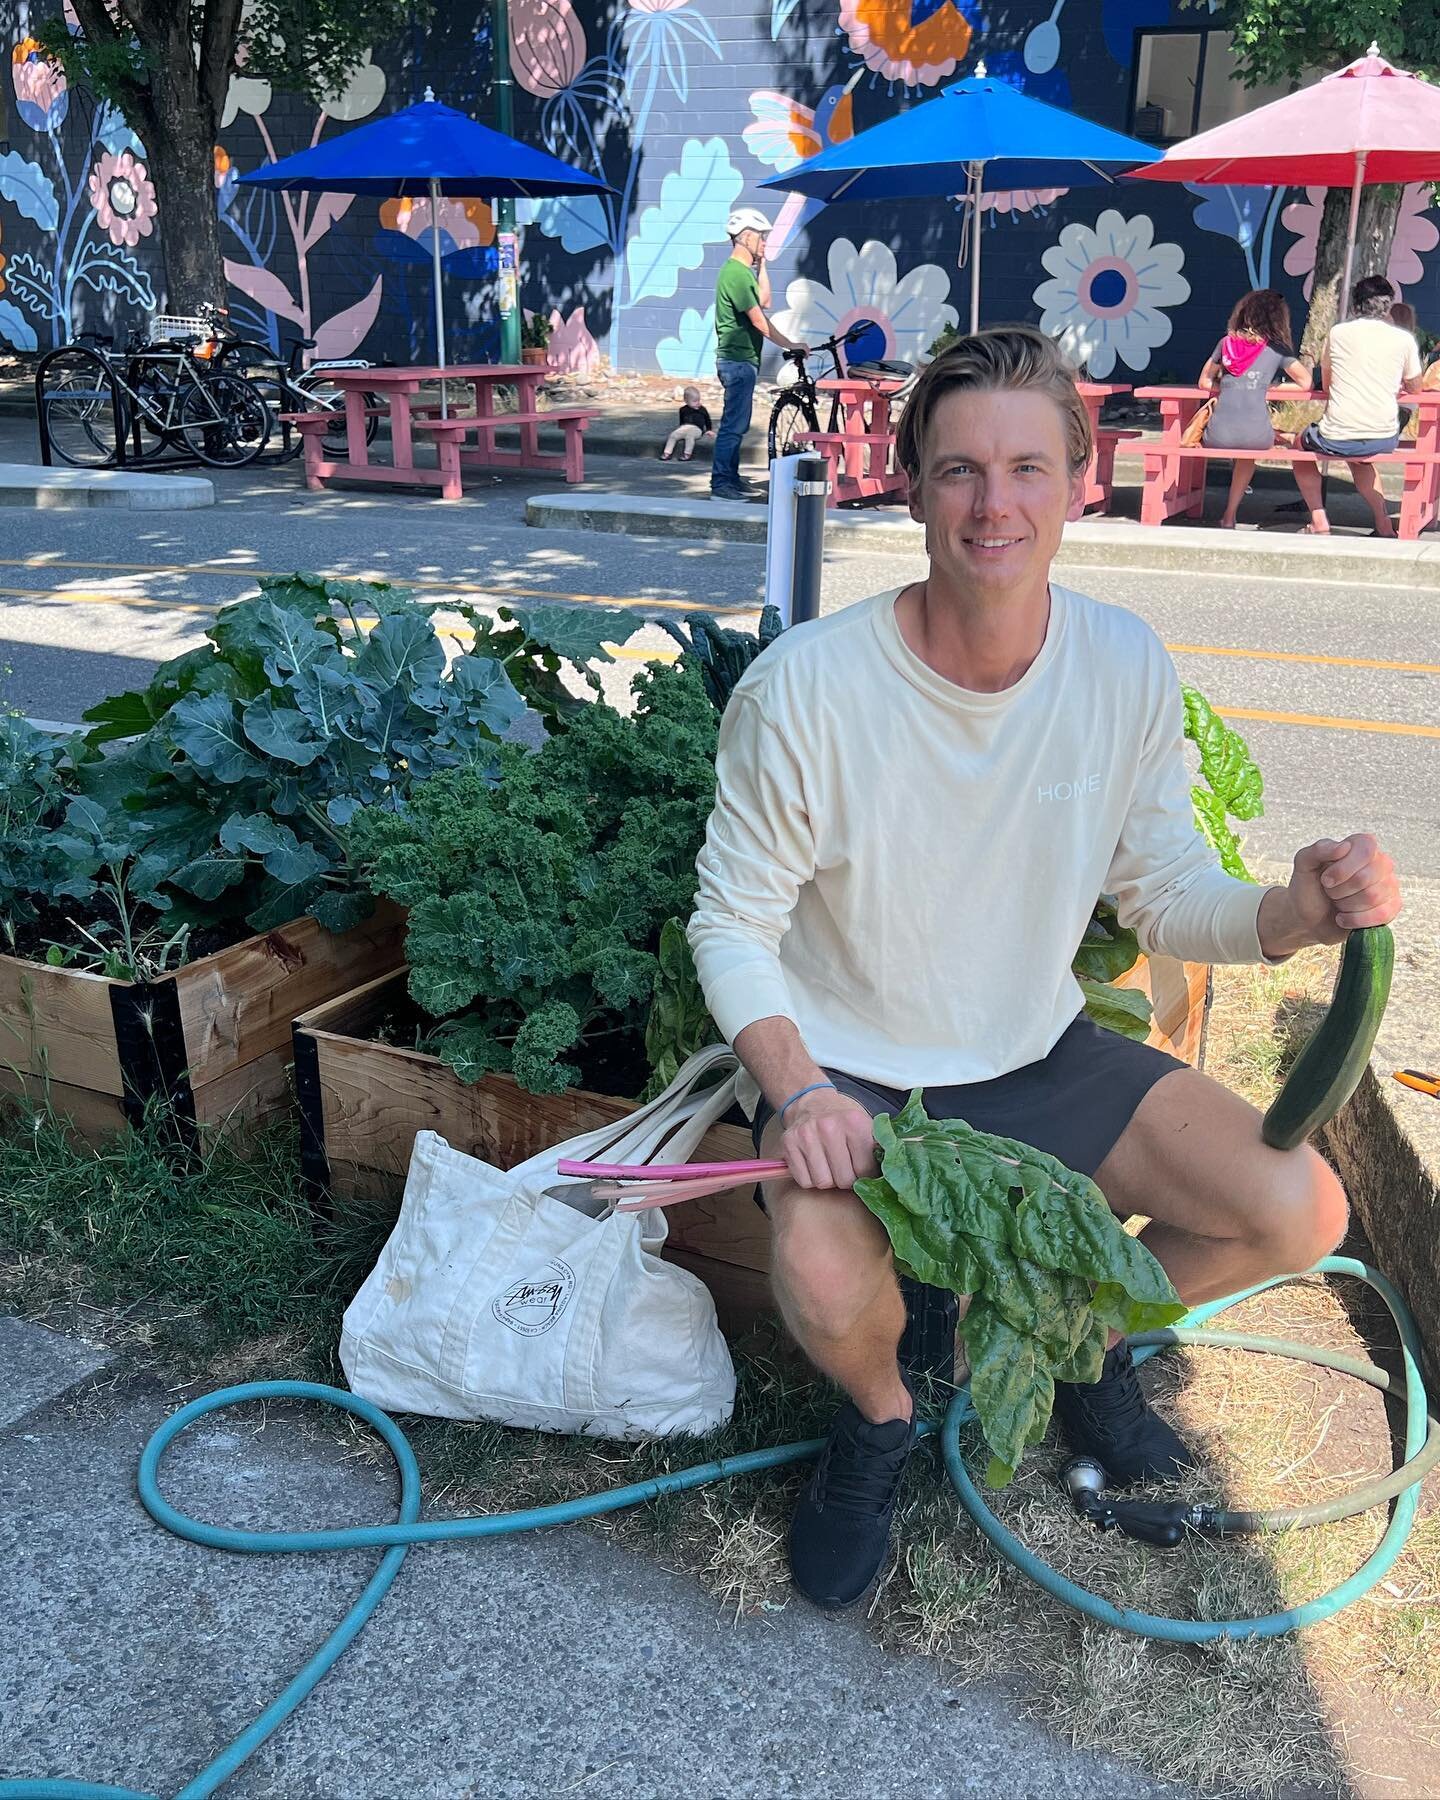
(1338, 150, 1367, 324)
(968, 163, 983, 335)
(430, 177, 449, 419)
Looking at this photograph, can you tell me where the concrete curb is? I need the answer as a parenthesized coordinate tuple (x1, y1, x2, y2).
(0, 462, 214, 509)
(525, 490, 1440, 588)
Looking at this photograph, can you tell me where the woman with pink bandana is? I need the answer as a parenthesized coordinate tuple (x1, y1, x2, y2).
(1196, 290, 1312, 530)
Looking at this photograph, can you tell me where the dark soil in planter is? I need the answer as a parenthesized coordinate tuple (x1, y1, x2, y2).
(6, 897, 255, 975)
(368, 994, 655, 1103)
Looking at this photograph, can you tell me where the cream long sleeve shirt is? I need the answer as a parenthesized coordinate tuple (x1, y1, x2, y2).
(688, 584, 1273, 1094)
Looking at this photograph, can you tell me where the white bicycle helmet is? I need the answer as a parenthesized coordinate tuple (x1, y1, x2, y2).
(726, 207, 773, 239)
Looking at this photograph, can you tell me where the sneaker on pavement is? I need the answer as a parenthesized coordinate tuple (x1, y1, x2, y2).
(1053, 1338, 1193, 1486)
(789, 1370, 918, 1609)
(709, 485, 747, 503)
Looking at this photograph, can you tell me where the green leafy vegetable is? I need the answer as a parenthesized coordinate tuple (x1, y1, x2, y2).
(1182, 684, 1263, 880)
(353, 658, 721, 1096)
(656, 606, 783, 713)
(854, 1093, 1185, 1483)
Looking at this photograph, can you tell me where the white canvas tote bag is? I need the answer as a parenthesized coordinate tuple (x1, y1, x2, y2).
(341, 1043, 742, 1439)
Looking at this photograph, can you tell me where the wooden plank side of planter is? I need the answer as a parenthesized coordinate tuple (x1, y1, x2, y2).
(1115, 954, 1210, 1067)
(175, 902, 406, 1096)
(0, 1065, 126, 1141)
(0, 957, 124, 1093)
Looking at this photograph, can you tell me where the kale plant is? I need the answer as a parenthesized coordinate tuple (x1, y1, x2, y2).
(352, 658, 721, 1095)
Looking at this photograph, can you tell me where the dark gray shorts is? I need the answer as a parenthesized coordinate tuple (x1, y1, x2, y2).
(750, 1013, 1186, 1198)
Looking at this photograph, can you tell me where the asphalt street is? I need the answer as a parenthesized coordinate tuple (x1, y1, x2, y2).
(1, 450, 1436, 882)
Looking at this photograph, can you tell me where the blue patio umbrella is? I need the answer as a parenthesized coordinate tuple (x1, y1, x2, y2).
(240, 90, 615, 399)
(760, 63, 1160, 333)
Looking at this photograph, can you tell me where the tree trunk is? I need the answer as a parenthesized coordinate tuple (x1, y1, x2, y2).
(142, 20, 226, 314)
(145, 118, 227, 313)
(1298, 183, 1403, 366)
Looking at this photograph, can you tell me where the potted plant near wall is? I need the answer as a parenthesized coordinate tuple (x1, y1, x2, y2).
(521, 311, 552, 367)
(293, 608, 1261, 1327)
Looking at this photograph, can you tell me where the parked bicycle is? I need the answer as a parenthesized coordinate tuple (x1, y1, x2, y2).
(203, 305, 384, 461)
(36, 320, 272, 469)
(767, 318, 915, 463)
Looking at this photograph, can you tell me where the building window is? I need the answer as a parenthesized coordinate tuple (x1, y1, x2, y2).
(1128, 28, 1295, 145)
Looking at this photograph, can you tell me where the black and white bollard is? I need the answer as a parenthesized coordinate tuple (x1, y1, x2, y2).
(765, 451, 829, 627)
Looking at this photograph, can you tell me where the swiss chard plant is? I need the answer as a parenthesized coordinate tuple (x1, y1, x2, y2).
(352, 657, 722, 1095)
(1182, 683, 1264, 880)
(855, 1092, 1186, 1484)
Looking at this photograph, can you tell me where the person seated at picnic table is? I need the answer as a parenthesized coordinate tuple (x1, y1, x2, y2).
(1292, 274, 1424, 538)
(1196, 289, 1313, 530)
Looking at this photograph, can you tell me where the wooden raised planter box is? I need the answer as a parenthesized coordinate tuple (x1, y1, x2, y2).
(293, 953, 1210, 1334)
(0, 902, 405, 1144)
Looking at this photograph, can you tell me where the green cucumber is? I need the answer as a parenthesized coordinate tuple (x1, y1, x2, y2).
(1261, 925, 1394, 1151)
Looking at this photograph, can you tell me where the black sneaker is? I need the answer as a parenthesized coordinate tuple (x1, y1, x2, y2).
(1053, 1339, 1193, 1486)
(709, 484, 746, 503)
(789, 1370, 918, 1609)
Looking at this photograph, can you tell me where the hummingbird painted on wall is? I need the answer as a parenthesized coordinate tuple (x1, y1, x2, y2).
(742, 69, 865, 255)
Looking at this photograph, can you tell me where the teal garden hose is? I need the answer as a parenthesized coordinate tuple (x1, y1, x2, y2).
(2, 1254, 1434, 1800)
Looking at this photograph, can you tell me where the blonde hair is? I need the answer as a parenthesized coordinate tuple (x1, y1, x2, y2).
(896, 326, 1093, 481)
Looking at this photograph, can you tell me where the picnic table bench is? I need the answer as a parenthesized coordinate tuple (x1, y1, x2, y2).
(1133, 385, 1440, 537)
(284, 364, 597, 501)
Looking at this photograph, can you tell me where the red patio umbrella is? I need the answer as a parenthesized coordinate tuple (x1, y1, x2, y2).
(1133, 45, 1440, 316)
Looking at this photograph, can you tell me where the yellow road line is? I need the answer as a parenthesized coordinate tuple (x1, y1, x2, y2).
(1169, 641, 1440, 676)
(1216, 705, 1440, 740)
(0, 559, 755, 616)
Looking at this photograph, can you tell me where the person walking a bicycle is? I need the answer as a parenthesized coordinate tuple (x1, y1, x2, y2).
(711, 208, 808, 503)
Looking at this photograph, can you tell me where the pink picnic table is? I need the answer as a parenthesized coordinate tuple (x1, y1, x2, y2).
(1133, 384, 1440, 536)
(1076, 382, 1136, 514)
(300, 363, 591, 498)
(807, 374, 911, 507)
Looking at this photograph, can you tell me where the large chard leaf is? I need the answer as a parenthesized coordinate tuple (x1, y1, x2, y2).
(856, 1096, 1184, 1485)
(1183, 683, 1262, 881)
(1072, 900, 1141, 984)
(1076, 974, 1152, 1042)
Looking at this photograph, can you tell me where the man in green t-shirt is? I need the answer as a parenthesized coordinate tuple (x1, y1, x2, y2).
(711, 208, 808, 501)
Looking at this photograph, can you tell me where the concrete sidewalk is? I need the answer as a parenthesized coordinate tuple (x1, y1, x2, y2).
(0, 1318, 1187, 1800)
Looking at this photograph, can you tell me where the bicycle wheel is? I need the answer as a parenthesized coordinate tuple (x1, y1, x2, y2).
(768, 390, 819, 462)
(178, 372, 272, 467)
(301, 377, 381, 454)
(37, 346, 122, 466)
(213, 344, 302, 461)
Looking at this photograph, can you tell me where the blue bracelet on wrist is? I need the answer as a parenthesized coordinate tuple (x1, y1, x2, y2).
(778, 1080, 837, 1121)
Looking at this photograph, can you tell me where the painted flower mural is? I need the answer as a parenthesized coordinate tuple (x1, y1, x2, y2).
(771, 238, 958, 363)
(838, 0, 977, 88)
(1282, 184, 1438, 301)
(87, 149, 158, 249)
(12, 38, 68, 131)
(1034, 210, 1190, 378)
(511, 0, 588, 96)
(379, 196, 496, 256)
(978, 186, 1067, 217)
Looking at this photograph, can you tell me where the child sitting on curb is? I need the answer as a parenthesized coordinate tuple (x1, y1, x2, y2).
(661, 386, 714, 461)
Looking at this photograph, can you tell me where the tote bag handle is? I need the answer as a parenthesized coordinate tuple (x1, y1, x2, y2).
(510, 1042, 740, 1180)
